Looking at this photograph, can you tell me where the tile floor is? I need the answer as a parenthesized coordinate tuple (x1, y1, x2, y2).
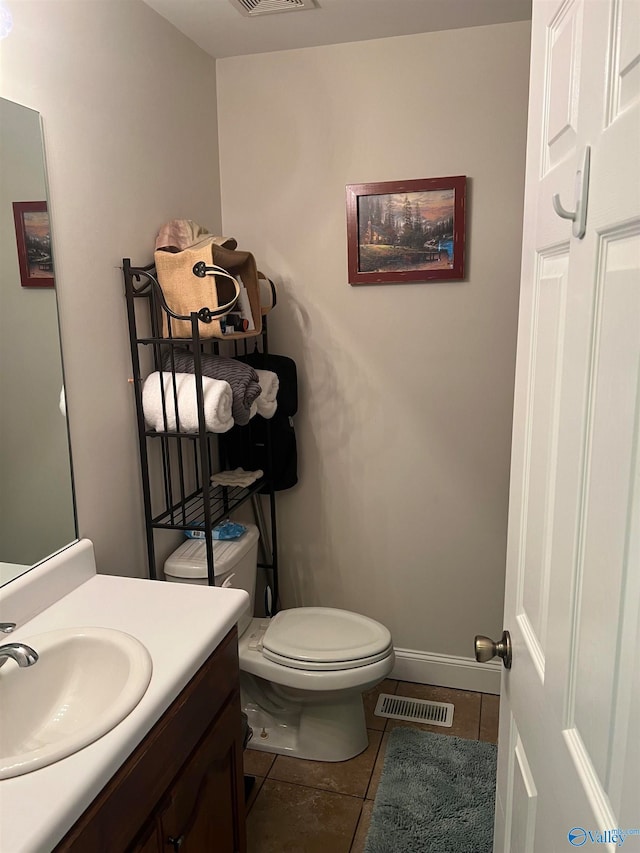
(242, 679, 500, 853)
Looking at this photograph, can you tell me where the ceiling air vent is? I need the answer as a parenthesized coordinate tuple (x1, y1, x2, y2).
(229, 0, 317, 16)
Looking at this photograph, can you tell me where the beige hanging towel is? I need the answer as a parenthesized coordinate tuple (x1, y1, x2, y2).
(155, 219, 237, 253)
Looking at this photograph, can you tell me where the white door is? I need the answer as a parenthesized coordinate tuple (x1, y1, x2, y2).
(493, 0, 640, 850)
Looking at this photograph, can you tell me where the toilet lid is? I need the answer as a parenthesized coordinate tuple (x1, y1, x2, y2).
(262, 608, 392, 671)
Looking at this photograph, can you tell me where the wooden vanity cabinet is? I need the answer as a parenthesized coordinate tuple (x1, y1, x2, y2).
(55, 627, 246, 853)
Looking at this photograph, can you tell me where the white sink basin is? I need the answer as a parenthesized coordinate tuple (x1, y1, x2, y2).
(0, 627, 152, 779)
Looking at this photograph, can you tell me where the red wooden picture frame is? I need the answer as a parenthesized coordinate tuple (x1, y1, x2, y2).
(346, 175, 466, 285)
(12, 201, 55, 288)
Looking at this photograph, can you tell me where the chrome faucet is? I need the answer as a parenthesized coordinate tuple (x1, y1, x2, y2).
(0, 643, 39, 669)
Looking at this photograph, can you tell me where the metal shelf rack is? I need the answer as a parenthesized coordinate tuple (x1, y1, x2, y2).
(122, 258, 278, 608)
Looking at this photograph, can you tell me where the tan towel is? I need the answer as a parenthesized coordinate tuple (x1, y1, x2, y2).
(211, 468, 263, 488)
(155, 220, 237, 253)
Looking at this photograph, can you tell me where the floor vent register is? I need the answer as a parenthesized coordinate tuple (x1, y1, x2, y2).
(374, 694, 454, 727)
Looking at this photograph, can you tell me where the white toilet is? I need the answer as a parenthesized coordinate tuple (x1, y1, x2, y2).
(164, 525, 395, 762)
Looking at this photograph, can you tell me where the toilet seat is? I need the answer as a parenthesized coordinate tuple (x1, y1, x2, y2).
(261, 608, 393, 671)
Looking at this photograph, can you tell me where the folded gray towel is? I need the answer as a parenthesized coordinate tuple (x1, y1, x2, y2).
(162, 349, 261, 426)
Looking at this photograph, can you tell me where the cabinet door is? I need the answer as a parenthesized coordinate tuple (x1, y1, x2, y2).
(129, 817, 162, 853)
(160, 694, 246, 853)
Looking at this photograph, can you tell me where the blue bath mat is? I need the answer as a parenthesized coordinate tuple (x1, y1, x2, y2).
(364, 727, 497, 853)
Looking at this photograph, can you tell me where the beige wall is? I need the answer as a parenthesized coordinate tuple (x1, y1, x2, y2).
(1, 4, 530, 676)
(0, 1, 222, 578)
(217, 22, 531, 660)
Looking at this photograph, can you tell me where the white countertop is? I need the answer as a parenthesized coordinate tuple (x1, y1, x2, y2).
(0, 541, 248, 853)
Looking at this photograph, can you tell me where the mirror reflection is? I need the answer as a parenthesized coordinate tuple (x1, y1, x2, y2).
(0, 97, 76, 584)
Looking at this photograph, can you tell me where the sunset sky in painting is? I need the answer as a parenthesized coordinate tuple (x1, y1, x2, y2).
(375, 188, 454, 223)
(23, 210, 50, 239)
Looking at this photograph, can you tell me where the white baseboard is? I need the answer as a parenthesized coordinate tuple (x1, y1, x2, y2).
(391, 647, 502, 695)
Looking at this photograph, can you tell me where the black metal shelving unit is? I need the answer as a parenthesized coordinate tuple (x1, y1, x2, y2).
(123, 258, 278, 609)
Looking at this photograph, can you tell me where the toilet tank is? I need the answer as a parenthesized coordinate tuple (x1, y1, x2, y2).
(163, 524, 259, 636)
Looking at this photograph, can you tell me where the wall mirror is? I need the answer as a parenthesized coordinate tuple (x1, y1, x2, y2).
(0, 96, 77, 585)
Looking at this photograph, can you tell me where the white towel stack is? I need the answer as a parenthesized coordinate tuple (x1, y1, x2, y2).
(254, 369, 279, 419)
(142, 372, 233, 433)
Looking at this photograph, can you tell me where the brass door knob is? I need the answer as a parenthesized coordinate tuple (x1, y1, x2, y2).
(474, 630, 512, 669)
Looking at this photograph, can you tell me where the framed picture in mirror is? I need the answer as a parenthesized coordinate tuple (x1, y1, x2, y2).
(12, 201, 55, 288)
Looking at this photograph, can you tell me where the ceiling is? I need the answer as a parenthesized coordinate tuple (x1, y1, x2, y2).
(142, 0, 532, 59)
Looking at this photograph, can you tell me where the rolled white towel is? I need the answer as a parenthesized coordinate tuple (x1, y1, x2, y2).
(142, 372, 233, 433)
(254, 369, 279, 419)
(256, 397, 277, 419)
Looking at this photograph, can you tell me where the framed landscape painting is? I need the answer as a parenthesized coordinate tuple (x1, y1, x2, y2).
(346, 176, 466, 285)
(12, 200, 55, 288)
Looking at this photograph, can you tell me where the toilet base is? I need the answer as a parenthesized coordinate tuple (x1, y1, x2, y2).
(242, 692, 369, 762)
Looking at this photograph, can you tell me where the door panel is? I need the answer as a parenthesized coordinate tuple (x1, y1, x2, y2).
(544, 0, 583, 173)
(618, 616, 640, 825)
(607, 0, 640, 120)
(569, 230, 640, 788)
(519, 251, 569, 674)
(496, 0, 640, 849)
(509, 721, 538, 853)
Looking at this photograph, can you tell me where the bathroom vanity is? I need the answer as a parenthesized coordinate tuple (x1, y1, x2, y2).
(56, 627, 244, 852)
(0, 540, 249, 852)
